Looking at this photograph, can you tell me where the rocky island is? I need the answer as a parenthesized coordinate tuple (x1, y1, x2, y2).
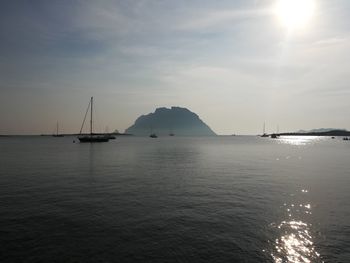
(125, 107, 216, 136)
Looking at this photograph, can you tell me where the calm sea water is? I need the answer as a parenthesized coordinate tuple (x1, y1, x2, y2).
(0, 136, 349, 262)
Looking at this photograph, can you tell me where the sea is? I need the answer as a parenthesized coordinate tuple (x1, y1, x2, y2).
(0, 136, 349, 262)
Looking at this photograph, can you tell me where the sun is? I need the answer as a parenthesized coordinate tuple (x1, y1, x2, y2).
(275, 0, 315, 30)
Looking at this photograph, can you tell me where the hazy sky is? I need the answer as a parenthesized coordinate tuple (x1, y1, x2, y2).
(1, 0, 350, 135)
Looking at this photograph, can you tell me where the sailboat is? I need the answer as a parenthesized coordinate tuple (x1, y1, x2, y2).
(149, 125, 158, 138)
(150, 133, 158, 138)
(78, 97, 110, 143)
(270, 125, 280, 139)
(261, 122, 269, 137)
(52, 121, 64, 137)
(104, 127, 116, 140)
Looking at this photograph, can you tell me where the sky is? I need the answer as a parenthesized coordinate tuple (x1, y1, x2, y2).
(1, 0, 350, 135)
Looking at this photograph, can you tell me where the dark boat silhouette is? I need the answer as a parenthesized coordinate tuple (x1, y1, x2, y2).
(261, 122, 269, 137)
(106, 134, 116, 139)
(78, 97, 110, 143)
(52, 122, 64, 137)
(270, 133, 280, 139)
(149, 125, 158, 138)
(150, 133, 158, 138)
(168, 127, 175, 136)
(78, 135, 109, 142)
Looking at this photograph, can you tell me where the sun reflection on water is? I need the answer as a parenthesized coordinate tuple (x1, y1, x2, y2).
(271, 220, 321, 263)
(269, 190, 323, 263)
(278, 136, 322, 146)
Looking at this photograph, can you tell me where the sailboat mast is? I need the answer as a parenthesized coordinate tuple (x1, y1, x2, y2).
(263, 122, 266, 134)
(57, 121, 59, 136)
(90, 97, 93, 135)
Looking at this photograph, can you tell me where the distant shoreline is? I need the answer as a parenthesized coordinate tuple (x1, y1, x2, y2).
(0, 133, 133, 137)
(1, 130, 350, 137)
(277, 130, 350, 137)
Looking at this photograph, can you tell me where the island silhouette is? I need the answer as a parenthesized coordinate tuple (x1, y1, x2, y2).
(125, 107, 216, 136)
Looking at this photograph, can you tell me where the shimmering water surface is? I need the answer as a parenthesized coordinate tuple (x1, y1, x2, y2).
(0, 136, 349, 262)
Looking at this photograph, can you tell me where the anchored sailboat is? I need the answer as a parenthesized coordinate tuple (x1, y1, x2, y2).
(78, 97, 109, 143)
(270, 125, 280, 139)
(261, 122, 269, 137)
(52, 121, 64, 137)
(149, 125, 157, 138)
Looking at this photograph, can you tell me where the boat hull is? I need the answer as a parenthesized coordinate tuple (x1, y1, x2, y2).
(78, 136, 109, 143)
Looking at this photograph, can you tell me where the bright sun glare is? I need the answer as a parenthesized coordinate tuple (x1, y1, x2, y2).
(275, 0, 315, 30)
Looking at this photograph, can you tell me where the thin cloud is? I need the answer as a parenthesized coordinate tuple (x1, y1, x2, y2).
(176, 8, 272, 31)
(312, 36, 350, 47)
